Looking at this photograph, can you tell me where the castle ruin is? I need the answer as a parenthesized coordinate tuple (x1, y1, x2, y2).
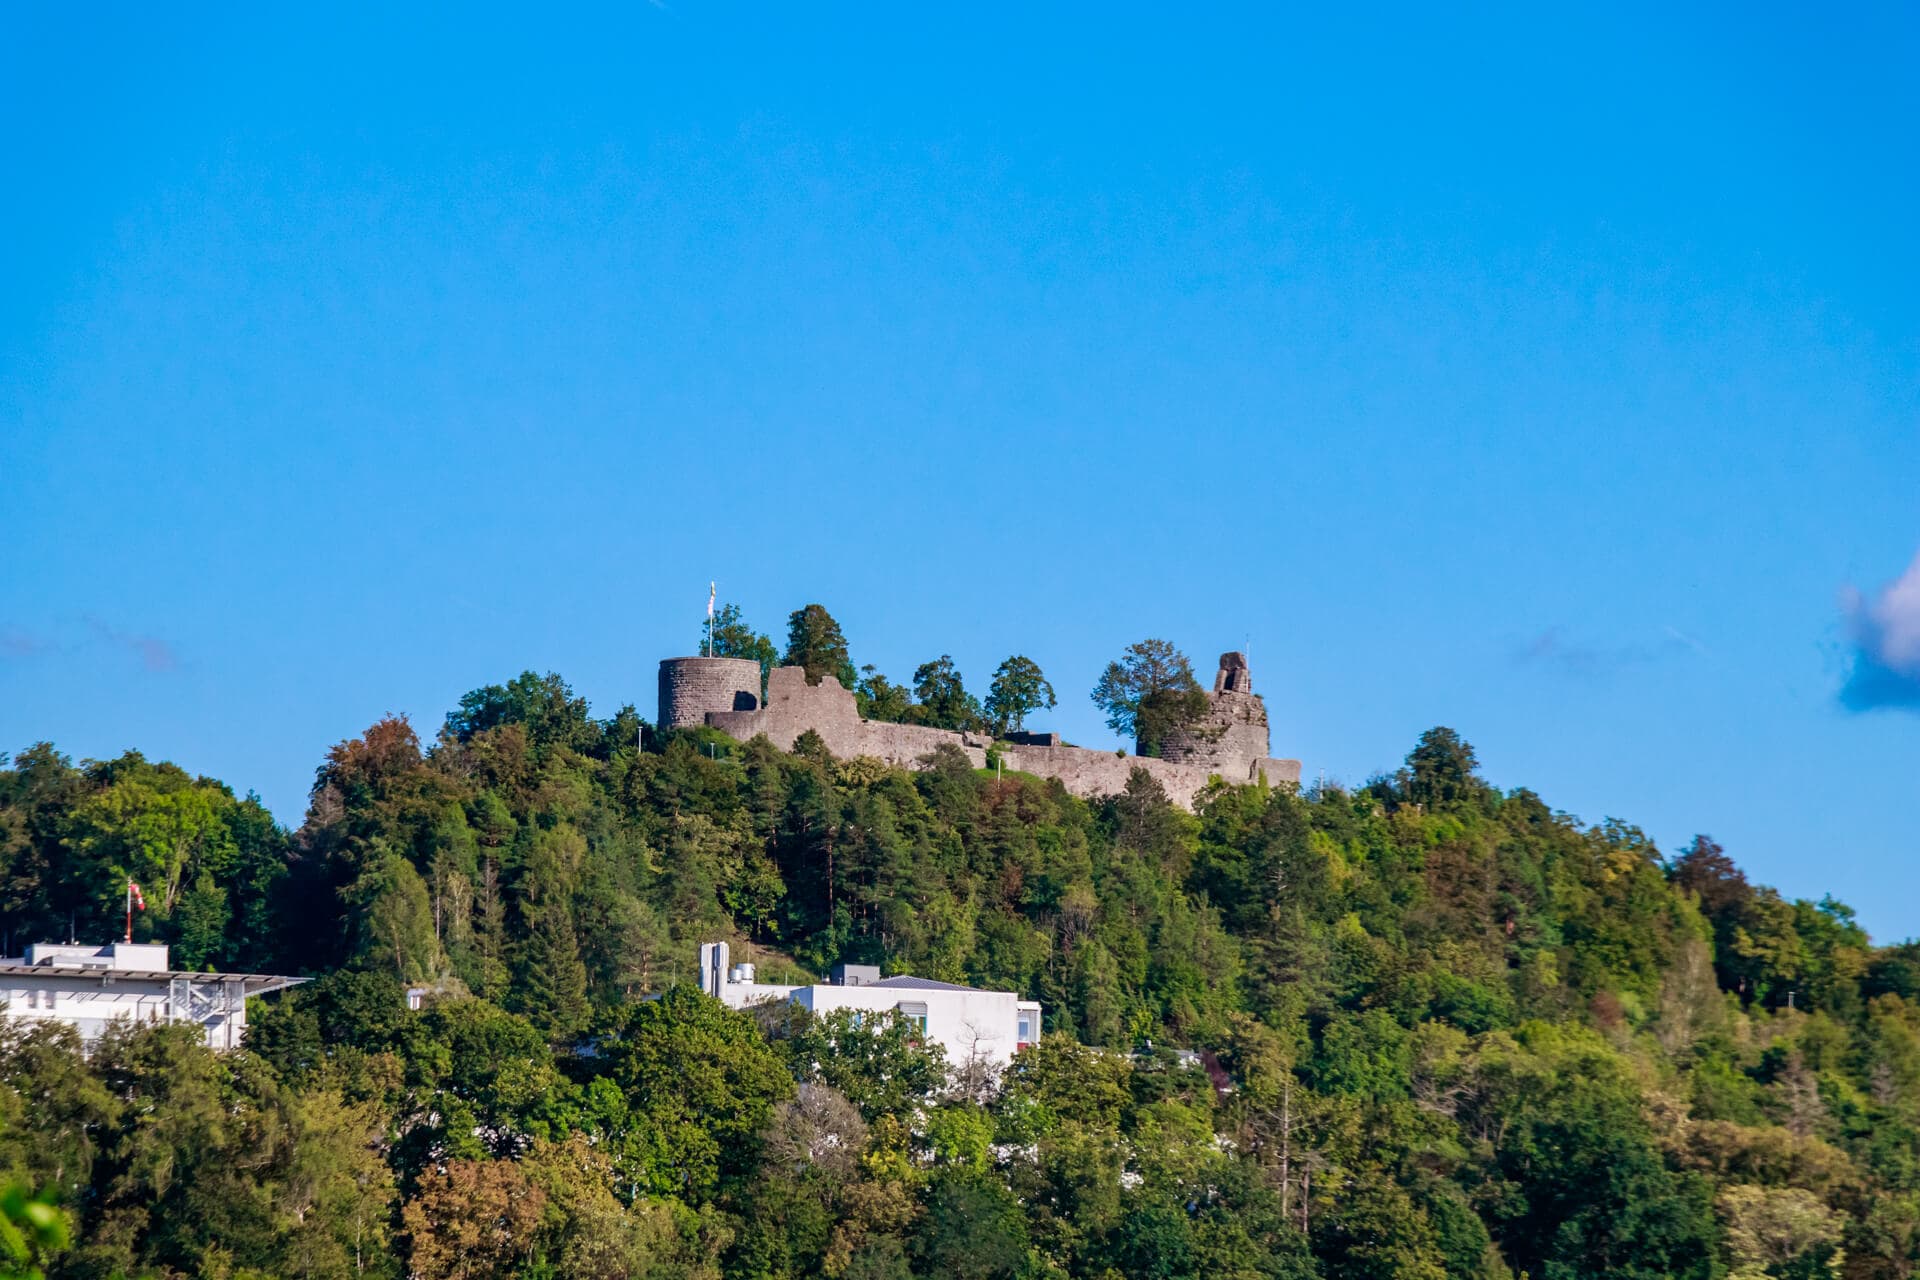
(658, 651, 1300, 810)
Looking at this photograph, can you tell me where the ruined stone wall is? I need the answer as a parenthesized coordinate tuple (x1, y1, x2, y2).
(658, 657, 764, 731)
(997, 744, 1218, 810)
(999, 744, 1302, 809)
(1253, 757, 1303, 786)
(1156, 652, 1274, 781)
(706, 665, 858, 749)
(677, 658, 1303, 813)
(1157, 689, 1270, 774)
(706, 666, 993, 768)
(1214, 651, 1253, 695)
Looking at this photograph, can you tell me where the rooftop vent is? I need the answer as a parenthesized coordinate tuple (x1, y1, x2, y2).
(831, 962, 881, 987)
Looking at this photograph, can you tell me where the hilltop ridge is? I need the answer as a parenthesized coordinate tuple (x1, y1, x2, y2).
(0, 663, 1911, 1278)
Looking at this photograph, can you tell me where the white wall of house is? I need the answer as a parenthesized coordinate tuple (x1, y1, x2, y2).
(0, 942, 300, 1052)
(0, 975, 243, 1049)
(794, 983, 1039, 1070)
(697, 942, 1041, 1072)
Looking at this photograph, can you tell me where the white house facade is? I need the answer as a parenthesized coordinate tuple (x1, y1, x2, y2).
(698, 942, 1041, 1072)
(0, 942, 306, 1051)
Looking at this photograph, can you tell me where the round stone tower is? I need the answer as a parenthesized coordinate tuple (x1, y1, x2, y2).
(1155, 652, 1271, 776)
(657, 657, 763, 731)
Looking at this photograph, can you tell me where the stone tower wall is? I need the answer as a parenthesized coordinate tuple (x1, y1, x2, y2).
(658, 657, 764, 731)
(1155, 689, 1270, 774)
(1155, 652, 1272, 779)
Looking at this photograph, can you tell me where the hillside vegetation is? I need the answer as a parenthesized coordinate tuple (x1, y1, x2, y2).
(0, 659, 1916, 1279)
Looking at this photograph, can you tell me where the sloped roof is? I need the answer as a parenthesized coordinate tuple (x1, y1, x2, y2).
(866, 975, 985, 993)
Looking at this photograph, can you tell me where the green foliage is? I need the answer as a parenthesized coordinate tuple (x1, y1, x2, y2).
(348, 849, 446, 983)
(916, 1169, 1028, 1280)
(854, 655, 987, 732)
(515, 891, 591, 1042)
(588, 987, 794, 1200)
(984, 655, 1056, 735)
(0, 1184, 68, 1280)
(709, 602, 780, 691)
(1403, 726, 1486, 809)
(769, 1006, 949, 1120)
(783, 604, 856, 689)
(0, 746, 290, 968)
(443, 670, 602, 756)
(909, 655, 984, 732)
(854, 665, 915, 724)
(1090, 639, 1209, 756)
(7, 669, 1920, 1280)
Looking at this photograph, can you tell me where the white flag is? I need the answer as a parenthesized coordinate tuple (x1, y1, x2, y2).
(708, 582, 716, 618)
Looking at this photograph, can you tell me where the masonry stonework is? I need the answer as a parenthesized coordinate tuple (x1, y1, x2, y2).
(707, 667, 997, 767)
(661, 650, 1302, 812)
(658, 657, 764, 731)
(1156, 651, 1275, 779)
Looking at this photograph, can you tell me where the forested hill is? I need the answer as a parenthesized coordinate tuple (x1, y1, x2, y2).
(1, 665, 1916, 1280)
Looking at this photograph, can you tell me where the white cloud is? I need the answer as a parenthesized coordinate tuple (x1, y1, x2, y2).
(1840, 548, 1920, 711)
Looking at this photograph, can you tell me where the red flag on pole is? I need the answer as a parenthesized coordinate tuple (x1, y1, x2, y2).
(125, 879, 146, 944)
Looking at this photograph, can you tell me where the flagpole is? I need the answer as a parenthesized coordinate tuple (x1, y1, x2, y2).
(125, 879, 132, 944)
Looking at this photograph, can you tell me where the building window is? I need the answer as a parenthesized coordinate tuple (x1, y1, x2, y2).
(896, 1001, 928, 1035)
(25, 990, 36, 1009)
(43, 990, 53, 1010)
(1017, 1013, 1035, 1045)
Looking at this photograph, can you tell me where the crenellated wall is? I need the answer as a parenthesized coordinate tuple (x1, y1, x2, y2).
(662, 653, 1302, 811)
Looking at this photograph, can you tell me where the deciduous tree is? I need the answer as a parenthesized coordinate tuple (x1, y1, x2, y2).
(401, 1158, 544, 1280)
(910, 656, 983, 732)
(589, 987, 794, 1199)
(985, 655, 1056, 735)
(442, 672, 599, 756)
(1091, 640, 1208, 757)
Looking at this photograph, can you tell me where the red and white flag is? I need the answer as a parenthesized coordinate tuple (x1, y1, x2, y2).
(128, 881, 146, 911)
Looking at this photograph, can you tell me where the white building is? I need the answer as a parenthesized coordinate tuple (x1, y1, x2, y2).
(699, 942, 1041, 1072)
(0, 942, 306, 1051)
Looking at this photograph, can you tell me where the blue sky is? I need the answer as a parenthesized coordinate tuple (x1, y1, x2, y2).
(3, 5, 1916, 937)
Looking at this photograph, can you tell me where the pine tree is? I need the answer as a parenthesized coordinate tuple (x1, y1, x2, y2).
(783, 605, 856, 689)
(515, 897, 589, 1043)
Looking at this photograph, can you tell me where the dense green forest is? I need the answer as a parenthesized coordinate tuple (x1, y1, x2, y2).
(2, 620, 1918, 1279)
